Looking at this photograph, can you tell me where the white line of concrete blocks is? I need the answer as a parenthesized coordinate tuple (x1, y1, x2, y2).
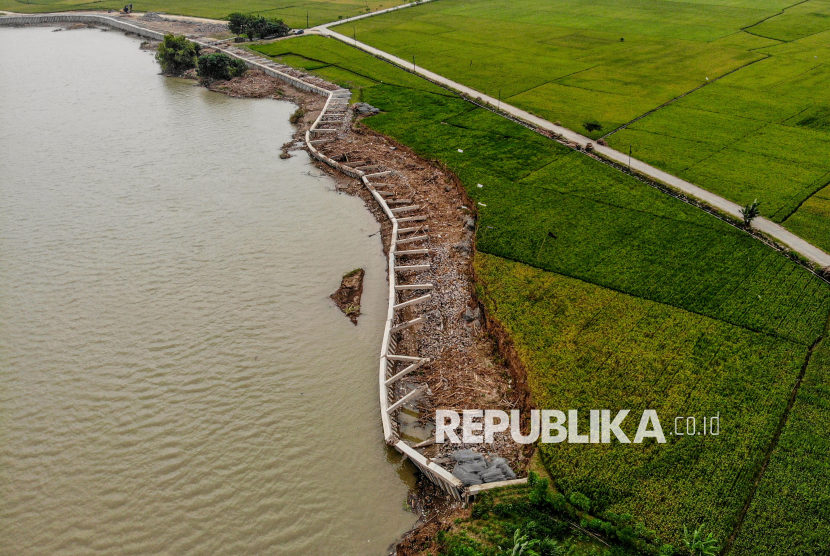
(0, 12, 526, 500)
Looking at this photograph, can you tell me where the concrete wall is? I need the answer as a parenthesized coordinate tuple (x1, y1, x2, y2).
(0, 14, 165, 40)
(1, 12, 469, 500)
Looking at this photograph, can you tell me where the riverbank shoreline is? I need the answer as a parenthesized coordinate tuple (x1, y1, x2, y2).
(165, 33, 535, 552)
(0, 16, 534, 554)
(184, 59, 535, 553)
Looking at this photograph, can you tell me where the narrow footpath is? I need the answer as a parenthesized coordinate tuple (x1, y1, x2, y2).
(313, 24, 830, 269)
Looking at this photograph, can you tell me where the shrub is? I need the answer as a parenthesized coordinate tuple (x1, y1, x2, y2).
(227, 12, 249, 36)
(583, 120, 603, 133)
(569, 492, 591, 512)
(197, 53, 248, 82)
(155, 34, 199, 75)
(289, 108, 306, 125)
(683, 524, 719, 556)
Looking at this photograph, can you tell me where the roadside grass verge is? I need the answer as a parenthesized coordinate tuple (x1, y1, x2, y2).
(252, 35, 830, 547)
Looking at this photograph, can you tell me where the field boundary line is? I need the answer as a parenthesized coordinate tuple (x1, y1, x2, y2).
(741, 0, 812, 36)
(314, 27, 830, 269)
(722, 325, 827, 554)
(598, 54, 770, 141)
(776, 169, 830, 222)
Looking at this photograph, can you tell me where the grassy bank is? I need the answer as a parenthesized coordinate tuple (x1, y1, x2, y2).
(0, 0, 406, 28)
(250, 35, 830, 551)
(336, 0, 830, 253)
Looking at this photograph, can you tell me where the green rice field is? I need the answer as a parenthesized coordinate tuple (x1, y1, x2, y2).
(730, 336, 830, 556)
(0, 0, 404, 28)
(335, 0, 830, 252)
(251, 35, 830, 551)
(607, 27, 830, 252)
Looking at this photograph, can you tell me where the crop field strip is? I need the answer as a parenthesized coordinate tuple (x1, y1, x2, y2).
(0, 0, 406, 28)
(606, 23, 830, 253)
(334, 0, 830, 254)
(335, 0, 792, 135)
(473, 253, 818, 547)
(251, 35, 830, 549)
(729, 334, 830, 555)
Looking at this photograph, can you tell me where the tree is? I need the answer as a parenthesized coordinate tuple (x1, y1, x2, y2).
(683, 524, 719, 556)
(227, 13, 289, 40)
(197, 53, 248, 81)
(740, 198, 761, 226)
(583, 120, 603, 133)
(260, 17, 290, 39)
(510, 527, 539, 556)
(227, 12, 250, 36)
(155, 34, 200, 75)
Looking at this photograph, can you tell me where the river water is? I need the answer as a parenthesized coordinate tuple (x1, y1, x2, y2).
(0, 26, 415, 556)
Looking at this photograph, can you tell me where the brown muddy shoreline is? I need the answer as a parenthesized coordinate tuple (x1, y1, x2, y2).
(187, 68, 536, 555)
(24, 21, 534, 552)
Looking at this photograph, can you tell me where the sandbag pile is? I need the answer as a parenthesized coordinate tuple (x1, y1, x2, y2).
(450, 450, 517, 486)
(353, 103, 380, 116)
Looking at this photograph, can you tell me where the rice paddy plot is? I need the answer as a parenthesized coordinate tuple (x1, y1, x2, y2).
(606, 28, 830, 244)
(474, 252, 812, 546)
(744, 0, 830, 42)
(248, 36, 830, 547)
(335, 0, 782, 137)
(0, 0, 406, 27)
(729, 334, 830, 556)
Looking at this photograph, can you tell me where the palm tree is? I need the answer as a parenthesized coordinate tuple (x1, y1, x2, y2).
(683, 524, 720, 556)
(511, 526, 539, 556)
(740, 199, 761, 226)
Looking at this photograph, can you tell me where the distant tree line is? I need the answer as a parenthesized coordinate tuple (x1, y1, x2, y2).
(228, 13, 290, 41)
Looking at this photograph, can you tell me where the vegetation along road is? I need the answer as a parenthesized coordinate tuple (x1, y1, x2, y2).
(250, 31, 830, 553)
(336, 0, 830, 259)
(317, 22, 830, 268)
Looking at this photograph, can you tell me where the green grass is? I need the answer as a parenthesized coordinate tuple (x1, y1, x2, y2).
(474, 252, 810, 546)
(0, 0, 406, 28)
(252, 35, 830, 550)
(328, 0, 830, 251)
(437, 476, 667, 555)
(730, 334, 830, 555)
(783, 183, 830, 253)
(334, 0, 787, 138)
(744, 0, 830, 41)
(606, 29, 830, 241)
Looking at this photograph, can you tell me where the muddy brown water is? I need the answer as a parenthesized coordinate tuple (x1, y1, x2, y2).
(0, 26, 416, 556)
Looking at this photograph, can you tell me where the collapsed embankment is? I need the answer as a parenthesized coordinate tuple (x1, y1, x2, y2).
(0, 12, 538, 550)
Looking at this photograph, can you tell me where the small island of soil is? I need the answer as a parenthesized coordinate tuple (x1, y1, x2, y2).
(331, 268, 364, 325)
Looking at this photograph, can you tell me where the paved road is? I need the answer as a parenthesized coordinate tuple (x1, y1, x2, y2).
(317, 0, 435, 30)
(315, 26, 830, 269)
(8, 5, 824, 267)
